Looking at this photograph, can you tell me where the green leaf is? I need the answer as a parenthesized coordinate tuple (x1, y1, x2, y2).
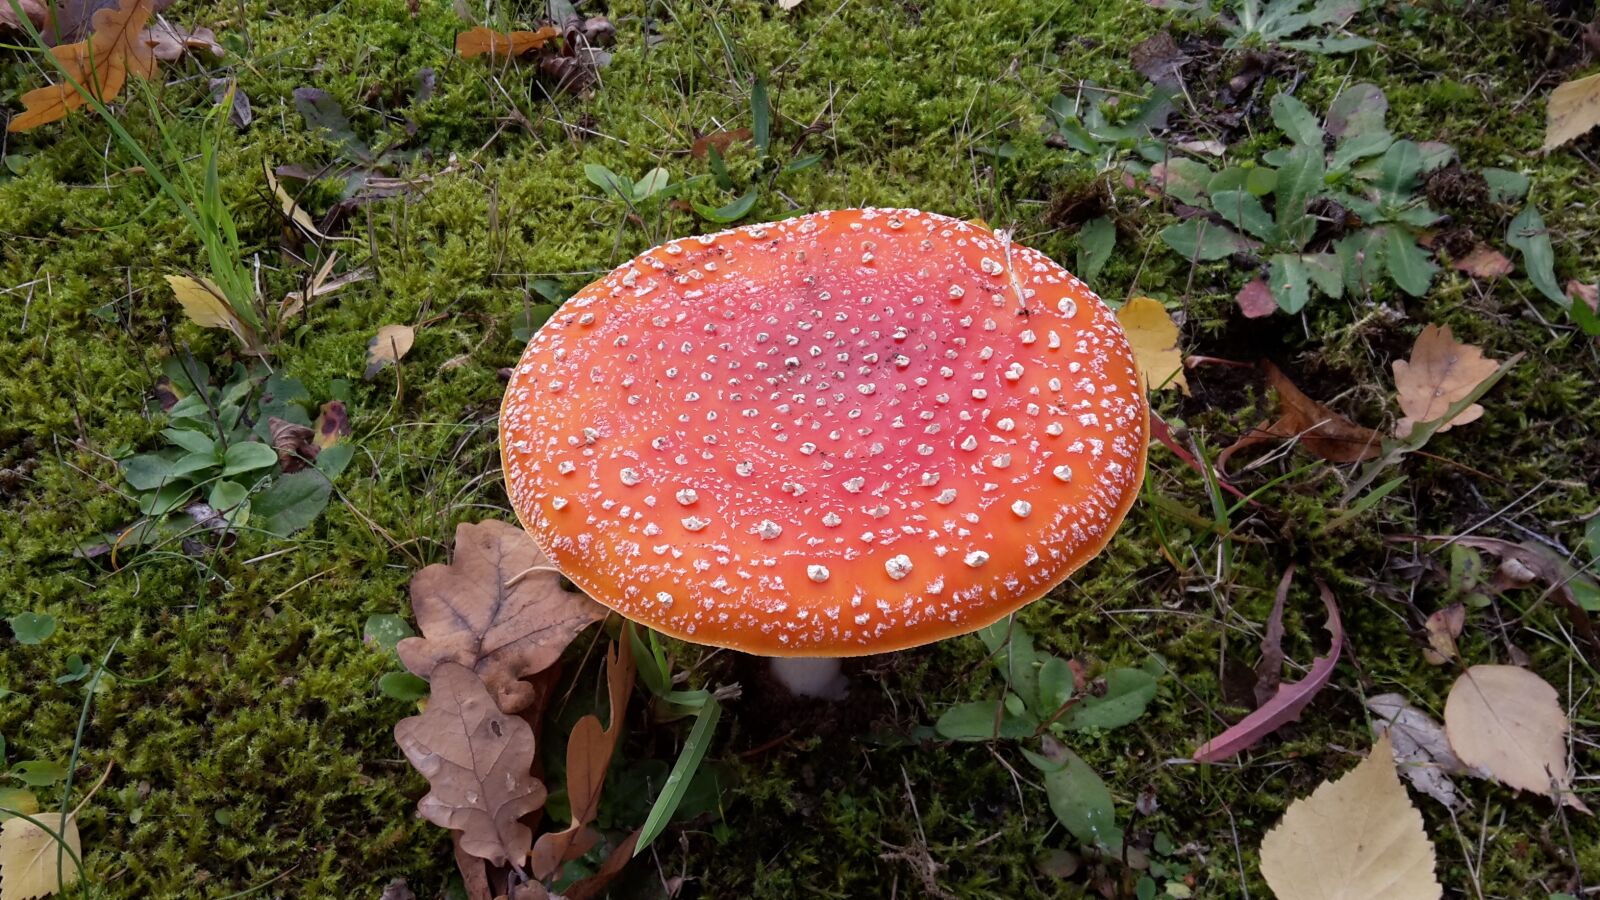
(634, 167, 670, 202)
(1482, 168, 1530, 205)
(1153, 158, 1213, 205)
(137, 482, 195, 517)
(1245, 167, 1279, 196)
(1329, 129, 1394, 171)
(1382, 226, 1438, 296)
(292, 88, 373, 163)
(0, 787, 36, 822)
(694, 188, 759, 224)
(1301, 252, 1345, 298)
(1279, 35, 1374, 53)
(1505, 206, 1568, 306)
(751, 77, 771, 158)
(1037, 656, 1076, 712)
(363, 614, 415, 653)
(315, 442, 354, 479)
(1076, 217, 1115, 281)
(1335, 229, 1386, 294)
(1270, 93, 1322, 148)
(1325, 83, 1387, 141)
(584, 163, 633, 203)
(123, 452, 201, 492)
(1273, 144, 1325, 231)
(1570, 290, 1600, 337)
(781, 153, 824, 176)
(162, 428, 216, 457)
(1160, 220, 1257, 262)
(636, 696, 722, 856)
(1208, 167, 1250, 194)
(1022, 745, 1123, 852)
(1061, 668, 1158, 731)
(222, 441, 279, 476)
(1210, 190, 1276, 241)
(207, 480, 247, 510)
(7, 613, 56, 645)
(935, 700, 1038, 741)
(1269, 253, 1313, 314)
(251, 470, 332, 537)
(977, 618, 1038, 709)
(706, 145, 734, 191)
(8, 760, 66, 787)
(379, 672, 429, 702)
(1374, 139, 1429, 199)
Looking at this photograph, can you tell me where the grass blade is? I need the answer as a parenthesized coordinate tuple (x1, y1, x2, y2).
(634, 696, 721, 856)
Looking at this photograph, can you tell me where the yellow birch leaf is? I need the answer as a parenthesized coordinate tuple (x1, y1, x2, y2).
(1116, 296, 1188, 394)
(365, 324, 416, 379)
(0, 812, 82, 900)
(1543, 72, 1600, 153)
(1443, 665, 1589, 813)
(166, 274, 247, 340)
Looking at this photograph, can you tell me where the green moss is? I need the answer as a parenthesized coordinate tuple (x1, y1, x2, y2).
(1, 0, 1596, 895)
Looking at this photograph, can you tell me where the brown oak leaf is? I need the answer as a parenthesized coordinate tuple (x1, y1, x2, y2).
(1218, 362, 1382, 470)
(8, 0, 156, 133)
(393, 662, 547, 866)
(398, 519, 608, 713)
(455, 25, 560, 58)
(1392, 324, 1499, 438)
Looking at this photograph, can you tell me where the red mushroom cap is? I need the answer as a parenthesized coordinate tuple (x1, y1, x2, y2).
(501, 208, 1147, 657)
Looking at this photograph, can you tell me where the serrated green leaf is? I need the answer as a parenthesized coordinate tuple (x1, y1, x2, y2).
(1270, 93, 1322, 148)
(1211, 190, 1277, 241)
(1061, 668, 1159, 731)
(1329, 129, 1394, 170)
(1160, 220, 1258, 262)
(1326, 83, 1387, 140)
(1382, 226, 1437, 296)
(1076, 217, 1115, 281)
(1505, 205, 1567, 306)
(1301, 252, 1345, 298)
(1482, 168, 1530, 205)
(1269, 254, 1313, 313)
(1274, 145, 1324, 231)
(251, 470, 332, 537)
(1336, 229, 1387, 294)
(1153, 158, 1213, 205)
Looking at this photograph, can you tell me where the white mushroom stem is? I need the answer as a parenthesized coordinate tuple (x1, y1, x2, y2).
(769, 657, 848, 700)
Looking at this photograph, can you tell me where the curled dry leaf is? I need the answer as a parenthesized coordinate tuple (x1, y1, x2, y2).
(0, 0, 46, 32)
(1217, 362, 1381, 471)
(263, 161, 334, 242)
(1392, 324, 1499, 438)
(529, 639, 636, 879)
(141, 18, 223, 60)
(7, 0, 156, 133)
(455, 25, 560, 58)
(1367, 693, 1475, 809)
(396, 520, 608, 713)
(1420, 603, 1464, 666)
(393, 662, 547, 865)
(0, 813, 82, 900)
(267, 416, 317, 473)
(1115, 296, 1188, 394)
(1194, 578, 1342, 763)
(1259, 734, 1442, 900)
(1542, 72, 1600, 153)
(1451, 245, 1513, 280)
(1443, 664, 1589, 812)
(365, 324, 416, 380)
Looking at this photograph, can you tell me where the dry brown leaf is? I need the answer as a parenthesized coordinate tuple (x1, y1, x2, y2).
(456, 25, 560, 58)
(0, 0, 46, 32)
(1443, 665, 1589, 812)
(529, 640, 636, 880)
(0, 812, 82, 900)
(1451, 245, 1513, 279)
(365, 324, 416, 380)
(397, 520, 608, 713)
(690, 128, 752, 158)
(1420, 603, 1464, 666)
(1235, 277, 1277, 319)
(140, 19, 222, 60)
(394, 662, 547, 865)
(1116, 296, 1188, 394)
(267, 416, 317, 473)
(1543, 72, 1600, 152)
(7, 0, 156, 133)
(1368, 694, 1476, 809)
(1566, 279, 1598, 311)
(561, 830, 642, 900)
(1392, 324, 1499, 438)
(1259, 733, 1442, 900)
(1218, 362, 1382, 470)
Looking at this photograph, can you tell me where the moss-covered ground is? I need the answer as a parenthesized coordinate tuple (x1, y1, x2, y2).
(2, 0, 1597, 896)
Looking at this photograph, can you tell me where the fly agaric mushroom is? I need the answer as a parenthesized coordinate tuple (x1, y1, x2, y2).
(501, 208, 1146, 697)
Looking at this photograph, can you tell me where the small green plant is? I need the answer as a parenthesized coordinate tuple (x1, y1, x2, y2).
(934, 619, 1164, 858)
(694, 75, 824, 226)
(102, 356, 353, 554)
(1045, 83, 1176, 172)
(583, 161, 690, 247)
(1153, 0, 1372, 53)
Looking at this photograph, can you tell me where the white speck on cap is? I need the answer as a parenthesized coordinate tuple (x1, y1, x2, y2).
(885, 554, 913, 580)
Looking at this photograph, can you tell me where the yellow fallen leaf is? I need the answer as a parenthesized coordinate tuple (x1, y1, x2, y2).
(365, 323, 416, 379)
(1259, 733, 1442, 900)
(0, 812, 83, 900)
(166, 275, 253, 347)
(1443, 665, 1589, 812)
(263, 161, 333, 241)
(1391, 324, 1499, 438)
(1116, 296, 1188, 394)
(1542, 72, 1600, 153)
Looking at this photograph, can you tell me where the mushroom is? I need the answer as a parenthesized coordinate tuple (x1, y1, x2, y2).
(500, 208, 1147, 698)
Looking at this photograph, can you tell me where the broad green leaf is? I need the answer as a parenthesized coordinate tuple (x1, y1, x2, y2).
(977, 618, 1038, 709)
(1160, 220, 1258, 262)
(694, 188, 759, 224)
(251, 470, 332, 537)
(1482, 168, 1530, 205)
(636, 696, 721, 856)
(8, 760, 66, 787)
(6, 613, 56, 645)
(122, 452, 183, 492)
(162, 428, 216, 457)
(1329, 129, 1394, 170)
(207, 480, 247, 510)
(935, 700, 1038, 741)
(1505, 206, 1567, 306)
(222, 441, 279, 476)
(1023, 745, 1123, 852)
(1038, 656, 1076, 712)
(1061, 668, 1159, 731)
(379, 672, 429, 702)
(1382, 227, 1437, 296)
(1076, 217, 1115, 281)
(1279, 35, 1374, 53)
(315, 443, 354, 479)
(1273, 145, 1324, 230)
(1301, 252, 1345, 298)
(1270, 93, 1322, 148)
(1211, 190, 1276, 241)
(1245, 167, 1279, 196)
(634, 167, 670, 202)
(1153, 158, 1212, 205)
(1336, 229, 1386, 294)
(584, 163, 633, 203)
(137, 483, 194, 517)
(363, 614, 415, 653)
(1269, 254, 1313, 314)
(1375, 140, 1424, 198)
(1326, 83, 1387, 140)
(1208, 167, 1250, 194)
(706, 145, 734, 191)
